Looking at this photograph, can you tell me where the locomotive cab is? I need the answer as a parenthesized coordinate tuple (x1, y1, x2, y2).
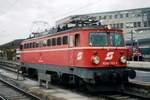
(89, 31, 126, 66)
(69, 28, 136, 84)
(71, 29, 128, 68)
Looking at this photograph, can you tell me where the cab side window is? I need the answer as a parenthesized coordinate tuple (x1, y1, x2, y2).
(52, 38, 56, 46)
(63, 36, 68, 45)
(75, 34, 80, 47)
(47, 39, 51, 46)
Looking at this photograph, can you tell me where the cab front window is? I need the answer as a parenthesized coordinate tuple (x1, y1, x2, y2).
(110, 33, 124, 47)
(89, 32, 108, 47)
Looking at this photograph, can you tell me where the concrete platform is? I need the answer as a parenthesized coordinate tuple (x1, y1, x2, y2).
(128, 61, 150, 71)
(0, 68, 98, 100)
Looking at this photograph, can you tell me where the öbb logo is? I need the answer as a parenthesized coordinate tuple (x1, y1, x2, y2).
(105, 52, 114, 61)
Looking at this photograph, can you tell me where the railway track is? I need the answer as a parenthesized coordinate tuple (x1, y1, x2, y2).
(98, 91, 149, 100)
(0, 61, 150, 100)
(73, 84, 150, 100)
(0, 60, 18, 73)
(0, 76, 40, 100)
(0, 96, 5, 100)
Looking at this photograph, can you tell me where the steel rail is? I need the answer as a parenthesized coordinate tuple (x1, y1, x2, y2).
(99, 91, 150, 100)
(0, 77, 40, 100)
(0, 96, 6, 100)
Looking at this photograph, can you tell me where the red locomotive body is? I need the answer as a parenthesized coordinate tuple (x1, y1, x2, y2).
(20, 27, 136, 88)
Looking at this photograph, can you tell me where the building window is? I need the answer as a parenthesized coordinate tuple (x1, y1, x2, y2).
(109, 24, 112, 27)
(103, 16, 107, 19)
(116, 23, 119, 28)
(137, 22, 141, 27)
(63, 36, 68, 44)
(120, 14, 123, 18)
(144, 22, 148, 27)
(144, 21, 150, 27)
(57, 37, 62, 45)
(99, 16, 101, 20)
(137, 14, 141, 17)
(134, 22, 141, 28)
(126, 13, 129, 17)
(47, 39, 51, 46)
(112, 24, 116, 28)
(52, 38, 56, 46)
(134, 22, 137, 28)
(114, 15, 118, 19)
(120, 23, 124, 28)
(148, 21, 150, 27)
(109, 15, 112, 19)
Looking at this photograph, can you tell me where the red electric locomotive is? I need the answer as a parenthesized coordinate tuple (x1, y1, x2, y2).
(19, 19, 136, 90)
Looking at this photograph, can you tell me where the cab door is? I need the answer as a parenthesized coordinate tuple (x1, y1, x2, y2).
(68, 33, 80, 66)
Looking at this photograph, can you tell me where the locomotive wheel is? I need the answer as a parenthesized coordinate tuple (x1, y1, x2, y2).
(51, 73, 59, 84)
(128, 69, 136, 79)
(61, 74, 70, 86)
(27, 68, 38, 80)
(74, 76, 84, 89)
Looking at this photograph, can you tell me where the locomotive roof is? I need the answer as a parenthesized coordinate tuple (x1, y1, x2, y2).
(22, 26, 123, 43)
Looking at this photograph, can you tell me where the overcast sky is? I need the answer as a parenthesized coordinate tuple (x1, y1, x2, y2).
(0, 0, 150, 45)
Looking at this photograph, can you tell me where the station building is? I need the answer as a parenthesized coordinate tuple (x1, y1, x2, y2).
(0, 39, 24, 60)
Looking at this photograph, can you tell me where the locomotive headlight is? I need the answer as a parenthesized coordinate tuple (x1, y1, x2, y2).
(91, 56, 100, 64)
(120, 56, 127, 63)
